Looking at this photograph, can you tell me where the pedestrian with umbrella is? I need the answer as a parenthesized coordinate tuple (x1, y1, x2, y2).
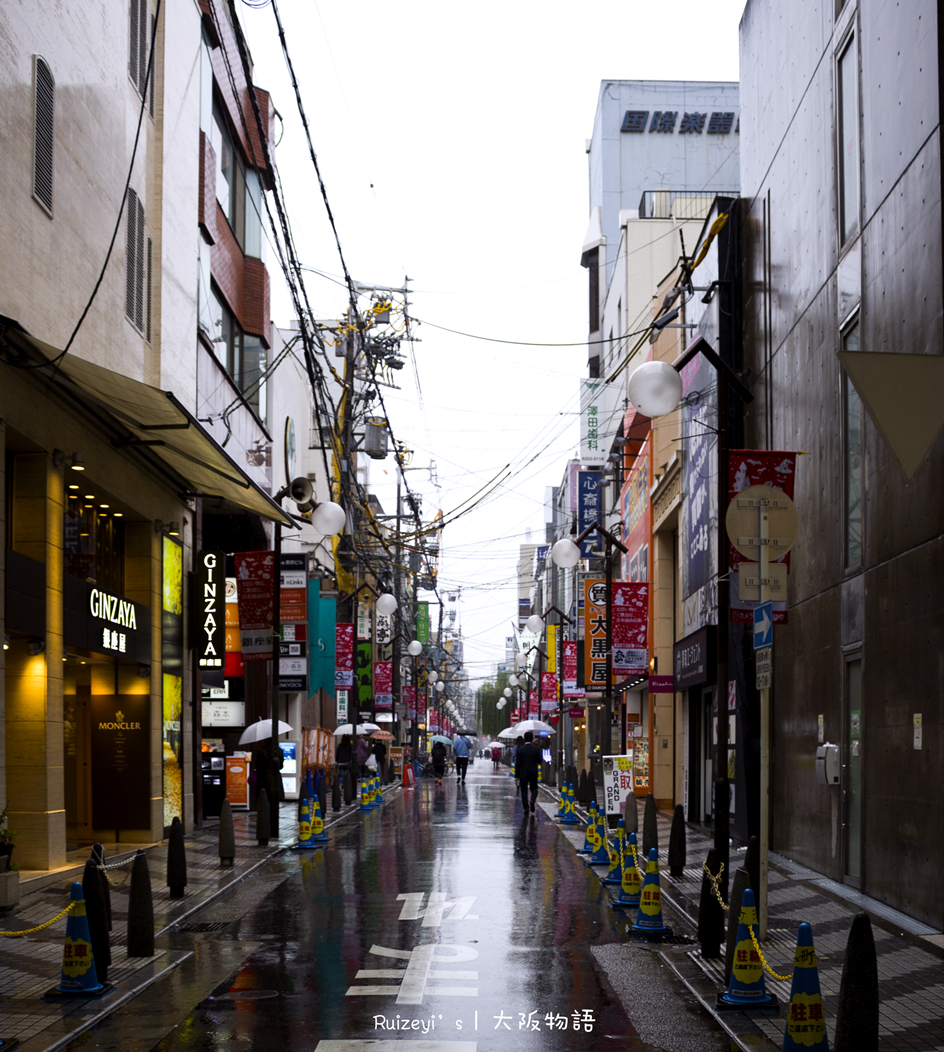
(335, 733, 352, 782)
(516, 731, 542, 816)
(356, 733, 372, 778)
(431, 737, 447, 785)
(372, 735, 388, 782)
(453, 732, 472, 783)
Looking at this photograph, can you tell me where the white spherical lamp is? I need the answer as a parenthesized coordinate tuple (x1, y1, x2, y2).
(407, 640, 423, 657)
(427, 670, 438, 684)
(311, 500, 347, 535)
(525, 614, 543, 634)
(551, 538, 581, 568)
(376, 593, 398, 616)
(435, 680, 445, 693)
(497, 699, 506, 709)
(515, 653, 527, 669)
(508, 674, 519, 687)
(627, 360, 683, 417)
(503, 687, 512, 698)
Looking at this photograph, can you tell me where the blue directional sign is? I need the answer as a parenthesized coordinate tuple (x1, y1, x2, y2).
(753, 601, 773, 651)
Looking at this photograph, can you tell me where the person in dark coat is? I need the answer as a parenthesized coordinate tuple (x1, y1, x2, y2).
(356, 734, 372, 777)
(431, 739, 447, 785)
(372, 738, 388, 781)
(335, 734, 353, 778)
(516, 731, 542, 815)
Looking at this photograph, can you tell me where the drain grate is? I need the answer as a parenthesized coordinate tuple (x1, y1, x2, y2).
(177, 921, 232, 932)
(211, 990, 279, 1001)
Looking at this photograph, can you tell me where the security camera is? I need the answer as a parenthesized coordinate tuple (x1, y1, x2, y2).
(289, 477, 313, 505)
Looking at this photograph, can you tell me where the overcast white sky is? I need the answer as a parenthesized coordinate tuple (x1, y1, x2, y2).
(240, 0, 746, 689)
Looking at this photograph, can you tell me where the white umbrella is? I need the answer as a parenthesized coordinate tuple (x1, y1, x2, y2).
(333, 723, 381, 736)
(512, 719, 556, 735)
(238, 719, 293, 745)
(496, 727, 517, 740)
(485, 740, 505, 748)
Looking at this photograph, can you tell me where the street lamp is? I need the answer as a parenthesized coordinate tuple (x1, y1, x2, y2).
(407, 639, 423, 657)
(376, 593, 398, 616)
(552, 520, 627, 807)
(627, 335, 753, 904)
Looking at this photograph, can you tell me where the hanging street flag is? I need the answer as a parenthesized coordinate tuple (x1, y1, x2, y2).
(335, 623, 354, 687)
(528, 690, 539, 719)
(234, 551, 275, 662)
(416, 602, 430, 643)
(417, 689, 427, 725)
(429, 709, 439, 732)
(577, 470, 604, 557)
(612, 581, 649, 677)
(404, 686, 416, 721)
(356, 641, 373, 709)
(541, 673, 558, 713)
(563, 640, 583, 698)
(374, 660, 393, 709)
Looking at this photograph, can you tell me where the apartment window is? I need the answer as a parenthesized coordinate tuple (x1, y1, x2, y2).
(211, 102, 248, 247)
(125, 188, 149, 336)
(32, 56, 54, 214)
(210, 286, 264, 418)
(842, 324, 862, 568)
(837, 33, 859, 244)
(129, 0, 150, 99)
(587, 247, 600, 332)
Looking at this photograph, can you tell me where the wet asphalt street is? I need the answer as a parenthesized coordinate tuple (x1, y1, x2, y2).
(67, 762, 731, 1052)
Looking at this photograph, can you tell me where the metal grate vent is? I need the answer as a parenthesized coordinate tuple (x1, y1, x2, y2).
(33, 56, 54, 213)
(177, 921, 232, 932)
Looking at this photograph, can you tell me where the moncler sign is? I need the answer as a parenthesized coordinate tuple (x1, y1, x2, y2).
(98, 709, 142, 731)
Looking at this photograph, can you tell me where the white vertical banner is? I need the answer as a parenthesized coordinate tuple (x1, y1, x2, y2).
(580, 379, 620, 466)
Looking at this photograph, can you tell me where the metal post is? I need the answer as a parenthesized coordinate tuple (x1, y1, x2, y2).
(759, 498, 770, 938)
(604, 534, 614, 811)
(270, 520, 282, 836)
(715, 375, 730, 899)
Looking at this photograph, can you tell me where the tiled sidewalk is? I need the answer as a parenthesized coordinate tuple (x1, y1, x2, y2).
(559, 790, 944, 1052)
(0, 793, 372, 1052)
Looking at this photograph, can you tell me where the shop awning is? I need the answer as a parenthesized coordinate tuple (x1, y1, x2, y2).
(1, 318, 293, 527)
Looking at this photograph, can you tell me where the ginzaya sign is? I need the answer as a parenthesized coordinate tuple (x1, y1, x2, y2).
(89, 588, 138, 629)
(196, 551, 225, 670)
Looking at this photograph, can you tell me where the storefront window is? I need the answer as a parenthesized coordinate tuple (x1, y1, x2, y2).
(63, 495, 124, 593)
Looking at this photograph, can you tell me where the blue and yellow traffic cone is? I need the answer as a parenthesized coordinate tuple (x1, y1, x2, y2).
(45, 882, 110, 998)
(578, 802, 599, 853)
(375, 774, 384, 806)
(602, 820, 625, 884)
(555, 786, 567, 818)
(587, 811, 610, 865)
(716, 888, 779, 1010)
(358, 779, 371, 811)
(292, 797, 315, 850)
(309, 794, 330, 843)
(561, 784, 579, 824)
(782, 923, 828, 1048)
(612, 831, 642, 908)
(631, 848, 673, 936)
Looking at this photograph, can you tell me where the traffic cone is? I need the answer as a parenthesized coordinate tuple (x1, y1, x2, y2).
(586, 810, 610, 865)
(309, 794, 330, 843)
(291, 798, 316, 850)
(561, 784, 578, 824)
(602, 820, 625, 884)
(612, 831, 642, 908)
(358, 778, 371, 811)
(782, 923, 828, 1049)
(45, 882, 110, 998)
(716, 888, 779, 1010)
(555, 787, 566, 818)
(631, 848, 673, 936)
(374, 774, 384, 806)
(578, 802, 599, 853)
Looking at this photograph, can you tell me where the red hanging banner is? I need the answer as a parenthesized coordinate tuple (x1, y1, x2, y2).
(374, 660, 393, 709)
(612, 581, 649, 676)
(335, 624, 354, 687)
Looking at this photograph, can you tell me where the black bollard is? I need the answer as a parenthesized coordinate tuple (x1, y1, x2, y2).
(332, 769, 342, 812)
(219, 798, 236, 866)
(577, 769, 588, 805)
(586, 771, 598, 807)
(723, 866, 752, 984)
(82, 858, 111, 982)
(697, 847, 726, 959)
(833, 912, 879, 1052)
(744, 835, 760, 905)
(668, 804, 686, 877)
(256, 788, 271, 845)
(127, 849, 155, 957)
(91, 843, 112, 930)
(623, 793, 638, 836)
(318, 769, 328, 818)
(166, 815, 188, 898)
(642, 793, 659, 860)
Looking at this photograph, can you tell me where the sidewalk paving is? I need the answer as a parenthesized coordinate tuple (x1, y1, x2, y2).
(557, 789, 944, 1052)
(0, 792, 372, 1052)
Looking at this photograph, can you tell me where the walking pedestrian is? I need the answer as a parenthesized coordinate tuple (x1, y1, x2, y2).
(491, 744, 502, 771)
(356, 734, 372, 777)
(372, 737, 388, 782)
(516, 731, 542, 815)
(431, 738, 447, 785)
(335, 733, 352, 782)
(453, 733, 472, 782)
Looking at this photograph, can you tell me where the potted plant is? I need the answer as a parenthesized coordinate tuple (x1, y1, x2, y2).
(0, 808, 17, 870)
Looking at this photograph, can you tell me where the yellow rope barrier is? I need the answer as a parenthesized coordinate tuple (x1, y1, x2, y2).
(700, 859, 794, 982)
(0, 900, 76, 937)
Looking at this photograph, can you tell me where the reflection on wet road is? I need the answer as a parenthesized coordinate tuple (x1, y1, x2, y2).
(150, 766, 665, 1050)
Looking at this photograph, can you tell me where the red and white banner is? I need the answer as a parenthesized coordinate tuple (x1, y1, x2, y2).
(429, 709, 439, 732)
(234, 551, 274, 662)
(563, 640, 583, 698)
(528, 690, 538, 719)
(417, 690, 427, 725)
(612, 581, 649, 676)
(541, 673, 558, 713)
(335, 623, 354, 687)
(404, 686, 416, 720)
(374, 660, 393, 709)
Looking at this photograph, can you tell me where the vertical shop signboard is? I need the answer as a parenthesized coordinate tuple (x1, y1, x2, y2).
(541, 673, 558, 713)
(577, 470, 604, 557)
(224, 577, 244, 679)
(563, 640, 584, 698)
(356, 641, 373, 710)
(415, 602, 430, 643)
(528, 690, 538, 719)
(374, 660, 393, 709)
(162, 535, 184, 830)
(234, 551, 275, 661)
(278, 553, 307, 692)
(601, 755, 634, 817)
(335, 624, 354, 687)
(404, 685, 416, 720)
(611, 581, 650, 676)
(195, 550, 225, 688)
(91, 694, 151, 830)
(583, 578, 607, 688)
